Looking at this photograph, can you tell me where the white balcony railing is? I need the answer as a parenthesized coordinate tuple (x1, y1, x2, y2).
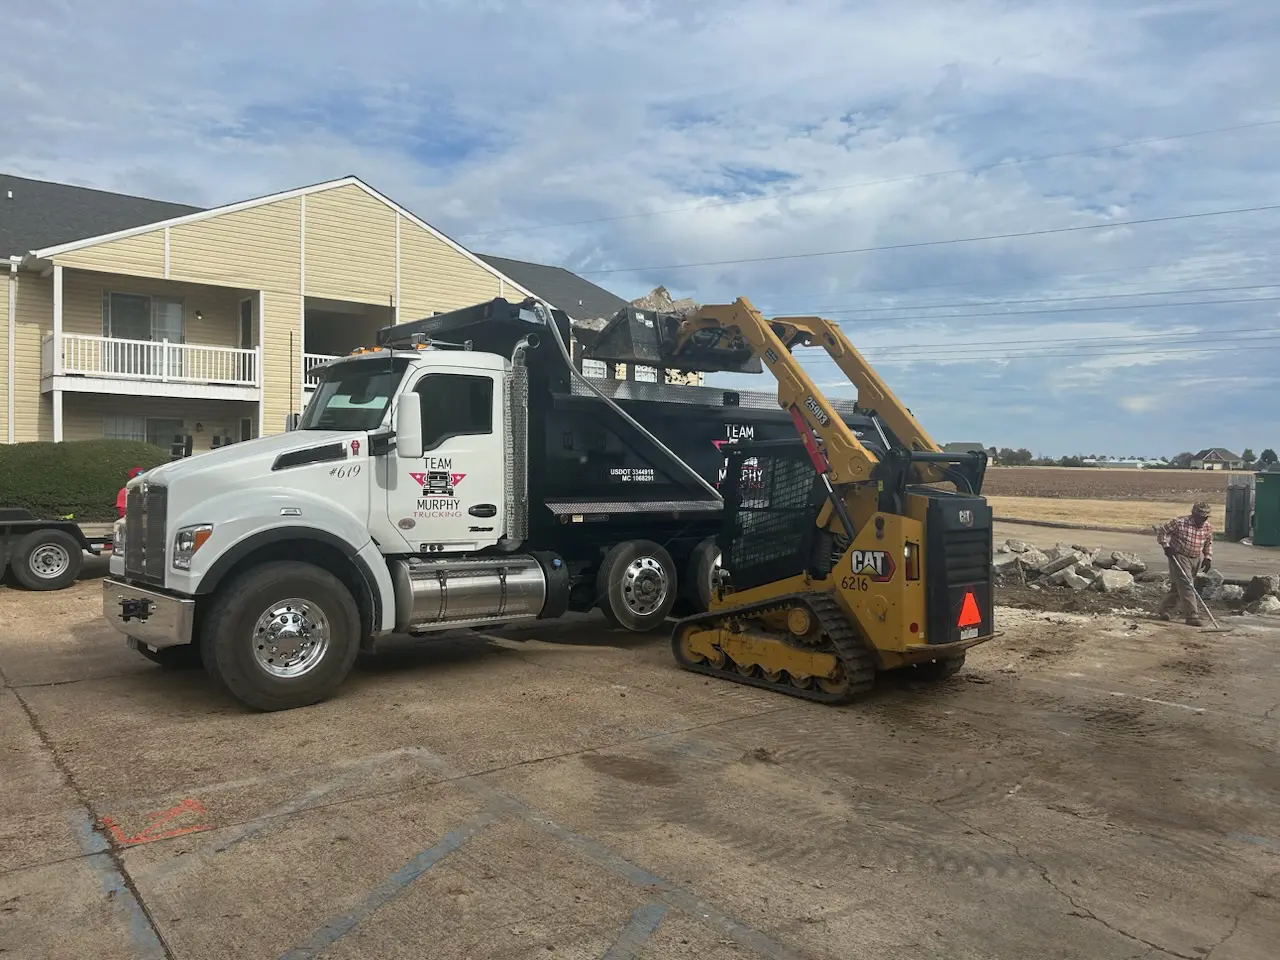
(45, 334, 258, 386)
(304, 353, 339, 387)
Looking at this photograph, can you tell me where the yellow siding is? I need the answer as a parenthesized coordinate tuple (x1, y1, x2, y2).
(261, 292, 303, 435)
(62, 395, 257, 452)
(1, 270, 8, 443)
(61, 270, 245, 346)
(398, 220, 503, 321)
(12, 273, 53, 442)
(305, 185, 396, 304)
(55, 230, 166, 278)
(169, 198, 302, 293)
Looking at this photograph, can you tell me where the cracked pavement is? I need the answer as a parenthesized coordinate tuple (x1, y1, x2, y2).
(2, 579, 1280, 959)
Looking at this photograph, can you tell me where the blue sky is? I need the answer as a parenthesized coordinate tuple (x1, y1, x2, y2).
(3, 0, 1278, 457)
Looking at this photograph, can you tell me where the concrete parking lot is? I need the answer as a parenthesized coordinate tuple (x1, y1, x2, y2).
(2, 578, 1279, 959)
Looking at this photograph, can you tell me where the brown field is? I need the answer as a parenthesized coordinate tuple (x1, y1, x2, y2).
(987, 495, 1225, 531)
(982, 466, 1237, 504)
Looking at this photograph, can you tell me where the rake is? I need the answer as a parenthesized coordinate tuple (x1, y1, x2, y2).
(1168, 555, 1231, 633)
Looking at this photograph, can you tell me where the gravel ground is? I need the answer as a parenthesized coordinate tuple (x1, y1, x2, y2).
(2, 579, 1279, 960)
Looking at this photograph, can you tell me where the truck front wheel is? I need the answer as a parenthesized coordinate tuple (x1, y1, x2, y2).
(200, 561, 361, 711)
(597, 539, 677, 632)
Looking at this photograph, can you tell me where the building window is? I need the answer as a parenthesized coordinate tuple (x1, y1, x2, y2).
(146, 418, 185, 450)
(101, 291, 185, 342)
(103, 415, 146, 443)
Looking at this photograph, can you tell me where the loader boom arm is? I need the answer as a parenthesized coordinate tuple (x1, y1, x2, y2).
(675, 297, 942, 485)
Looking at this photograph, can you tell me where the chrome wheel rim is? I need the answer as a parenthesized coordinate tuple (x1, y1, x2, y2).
(252, 599, 331, 678)
(622, 556, 668, 616)
(30, 543, 71, 579)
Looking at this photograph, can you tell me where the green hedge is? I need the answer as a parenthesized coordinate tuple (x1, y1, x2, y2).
(0, 440, 171, 523)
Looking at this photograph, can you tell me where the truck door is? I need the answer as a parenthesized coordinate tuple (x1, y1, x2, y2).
(386, 367, 505, 552)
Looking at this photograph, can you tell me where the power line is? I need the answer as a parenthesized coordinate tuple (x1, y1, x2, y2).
(578, 202, 1280, 275)
(818, 326, 1278, 354)
(820, 294, 1280, 325)
(754, 251, 1280, 311)
(852, 333, 1280, 361)
(459, 117, 1280, 239)
(800, 340, 1280, 365)
(773, 282, 1280, 317)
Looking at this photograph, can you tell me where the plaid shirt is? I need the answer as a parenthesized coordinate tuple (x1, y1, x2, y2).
(1157, 515, 1213, 560)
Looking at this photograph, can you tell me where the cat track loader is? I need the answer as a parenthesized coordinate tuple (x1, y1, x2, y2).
(652, 297, 996, 703)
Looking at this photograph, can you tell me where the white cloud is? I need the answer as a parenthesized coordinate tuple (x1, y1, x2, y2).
(2, 0, 1278, 454)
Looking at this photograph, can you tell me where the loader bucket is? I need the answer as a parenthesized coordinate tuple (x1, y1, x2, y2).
(584, 306, 763, 374)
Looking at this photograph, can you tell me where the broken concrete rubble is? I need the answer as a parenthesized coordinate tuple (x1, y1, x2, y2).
(1219, 584, 1245, 603)
(630, 285, 700, 317)
(1039, 551, 1086, 576)
(1248, 594, 1280, 616)
(1062, 570, 1092, 591)
(1243, 575, 1280, 604)
(1096, 569, 1136, 594)
(1005, 539, 1031, 554)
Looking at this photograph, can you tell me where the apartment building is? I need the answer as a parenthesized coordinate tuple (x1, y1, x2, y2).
(1, 173, 666, 455)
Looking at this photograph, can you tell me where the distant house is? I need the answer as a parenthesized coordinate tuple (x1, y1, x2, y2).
(1191, 448, 1246, 470)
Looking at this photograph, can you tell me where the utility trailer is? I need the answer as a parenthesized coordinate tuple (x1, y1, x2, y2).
(98, 296, 930, 711)
(1, 508, 112, 590)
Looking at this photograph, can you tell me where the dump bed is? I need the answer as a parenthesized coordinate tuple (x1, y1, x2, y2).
(382, 298, 890, 530)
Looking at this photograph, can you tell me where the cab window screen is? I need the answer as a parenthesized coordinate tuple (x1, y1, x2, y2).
(416, 374, 493, 450)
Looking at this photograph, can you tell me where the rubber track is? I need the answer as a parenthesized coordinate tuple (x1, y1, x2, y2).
(670, 591, 877, 705)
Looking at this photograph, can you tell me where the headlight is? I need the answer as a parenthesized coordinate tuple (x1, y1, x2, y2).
(172, 525, 214, 570)
(113, 518, 126, 555)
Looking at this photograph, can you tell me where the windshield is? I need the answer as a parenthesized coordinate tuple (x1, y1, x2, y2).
(298, 358, 411, 432)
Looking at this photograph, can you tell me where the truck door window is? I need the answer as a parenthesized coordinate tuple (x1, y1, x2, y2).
(416, 374, 493, 450)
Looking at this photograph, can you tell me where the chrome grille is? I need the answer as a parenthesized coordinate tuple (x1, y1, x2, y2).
(124, 482, 167, 584)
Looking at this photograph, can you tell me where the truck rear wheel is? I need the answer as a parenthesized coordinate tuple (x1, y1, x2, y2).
(12, 528, 82, 591)
(200, 561, 361, 711)
(687, 537, 722, 613)
(597, 539, 677, 632)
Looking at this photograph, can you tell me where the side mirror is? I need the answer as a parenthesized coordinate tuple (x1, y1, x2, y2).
(284, 412, 301, 432)
(395, 400, 424, 459)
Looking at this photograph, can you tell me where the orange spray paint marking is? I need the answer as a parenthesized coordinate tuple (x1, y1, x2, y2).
(98, 797, 210, 846)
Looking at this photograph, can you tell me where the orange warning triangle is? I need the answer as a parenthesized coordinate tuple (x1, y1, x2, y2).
(957, 590, 982, 628)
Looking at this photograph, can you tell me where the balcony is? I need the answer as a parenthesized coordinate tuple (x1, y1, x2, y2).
(304, 353, 339, 390)
(42, 334, 260, 401)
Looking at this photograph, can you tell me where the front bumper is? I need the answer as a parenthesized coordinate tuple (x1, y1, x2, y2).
(102, 578, 195, 651)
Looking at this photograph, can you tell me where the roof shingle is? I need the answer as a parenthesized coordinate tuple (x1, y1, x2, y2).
(1, 173, 202, 258)
(476, 253, 628, 320)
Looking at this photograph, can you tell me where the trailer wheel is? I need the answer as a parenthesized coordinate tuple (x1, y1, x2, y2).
(12, 529, 83, 591)
(597, 539, 677, 632)
(687, 537, 722, 613)
(200, 561, 361, 711)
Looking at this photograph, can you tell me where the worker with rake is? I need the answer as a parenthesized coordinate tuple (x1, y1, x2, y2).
(1156, 501, 1214, 626)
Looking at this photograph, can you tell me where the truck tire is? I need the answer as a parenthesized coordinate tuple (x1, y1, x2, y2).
(597, 539, 677, 632)
(687, 537, 722, 613)
(200, 561, 361, 711)
(12, 528, 83, 591)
